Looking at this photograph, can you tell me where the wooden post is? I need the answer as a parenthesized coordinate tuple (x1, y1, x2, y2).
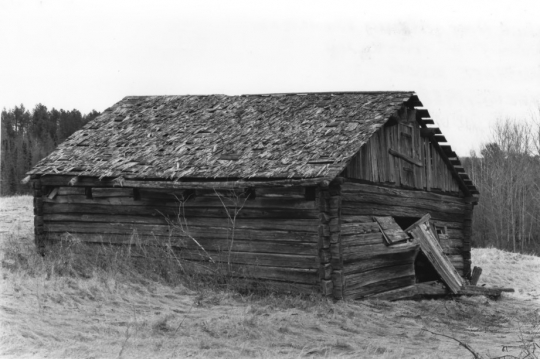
(462, 203, 474, 277)
(470, 266, 482, 285)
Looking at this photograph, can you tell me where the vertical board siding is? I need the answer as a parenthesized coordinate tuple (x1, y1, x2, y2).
(41, 184, 321, 288)
(346, 119, 461, 195)
(340, 182, 468, 277)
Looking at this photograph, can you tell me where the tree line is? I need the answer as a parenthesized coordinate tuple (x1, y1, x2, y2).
(1, 104, 100, 195)
(463, 118, 540, 254)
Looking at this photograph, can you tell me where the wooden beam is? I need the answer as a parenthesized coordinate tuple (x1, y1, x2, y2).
(388, 148, 423, 167)
(40, 175, 334, 189)
(416, 109, 431, 119)
(434, 135, 447, 143)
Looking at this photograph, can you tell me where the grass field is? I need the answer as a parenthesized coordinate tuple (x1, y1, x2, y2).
(1, 196, 539, 358)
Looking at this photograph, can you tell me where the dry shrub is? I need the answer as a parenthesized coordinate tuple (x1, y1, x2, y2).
(1, 229, 283, 298)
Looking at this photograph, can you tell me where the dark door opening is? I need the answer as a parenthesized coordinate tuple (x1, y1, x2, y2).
(392, 216, 441, 283)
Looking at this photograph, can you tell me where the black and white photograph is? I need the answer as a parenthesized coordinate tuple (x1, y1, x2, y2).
(1, 1, 539, 358)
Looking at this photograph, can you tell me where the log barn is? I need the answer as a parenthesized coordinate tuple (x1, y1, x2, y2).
(27, 92, 479, 300)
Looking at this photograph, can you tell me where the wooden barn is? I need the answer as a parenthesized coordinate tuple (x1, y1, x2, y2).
(26, 92, 480, 300)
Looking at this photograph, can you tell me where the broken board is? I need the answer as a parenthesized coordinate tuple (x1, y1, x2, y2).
(405, 214, 464, 294)
(373, 216, 409, 245)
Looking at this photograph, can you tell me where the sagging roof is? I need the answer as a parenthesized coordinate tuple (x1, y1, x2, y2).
(28, 92, 415, 180)
(27, 91, 477, 194)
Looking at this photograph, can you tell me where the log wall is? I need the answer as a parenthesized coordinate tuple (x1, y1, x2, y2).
(346, 109, 461, 195)
(37, 177, 322, 293)
(340, 181, 471, 281)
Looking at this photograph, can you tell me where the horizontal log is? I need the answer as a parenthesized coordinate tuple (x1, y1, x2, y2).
(342, 246, 417, 274)
(39, 175, 333, 189)
(177, 249, 319, 269)
(92, 188, 134, 198)
(43, 215, 319, 242)
(47, 192, 317, 210)
(366, 284, 418, 301)
(340, 222, 380, 235)
(415, 282, 514, 298)
(345, 263, 414, 290)
(341, 233, 384, 247)
(341, 215, 374, 224)
(344, 275, 416, 300)
(341, 203, 464, 224)
(46, 198, 319, 220)
(42, 205, 318, 231)
(342, 243, 419, 263)
(342, 182, 466, 204)
(342, 193, 466, 215)
(45, 229, 318, 255)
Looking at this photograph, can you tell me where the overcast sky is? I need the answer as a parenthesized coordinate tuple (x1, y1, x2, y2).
(1, 0, 539, 155)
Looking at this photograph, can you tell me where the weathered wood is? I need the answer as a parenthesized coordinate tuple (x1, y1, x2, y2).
(178, 249, 319, 269)
(342, 180, 466, 205)
(342, 246, 418, 275)
(406, 214, 464, 294)
(345, 275, 416, 300)
(341, 203, 464, 224)
(416, 281, 514, 298)
(321, 280, 333, 296)
(341, 233, 383, 246)
(373, 216, 409, 244)
(45, 192, 317, 210)
(340, 222, 380, 235)
(389, 148, 423, 167)
(45, 229, 318, 255)
(39, 174, 333, 189)
(319, 263, 332, 280)
(42, 205, 318, 231)
(470, 266, 482, 285)
(331, 269, 344, 299)
(343, 193, 466, 215)
(345, 263, 414, 288)
(47, 187, 59, 199)
(367, 284, 418, 301)
(342, 242, 418, 262)
(341, 215, 375, 223)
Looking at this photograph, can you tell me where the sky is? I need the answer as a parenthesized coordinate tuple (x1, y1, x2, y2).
(1, 0, 539, 156)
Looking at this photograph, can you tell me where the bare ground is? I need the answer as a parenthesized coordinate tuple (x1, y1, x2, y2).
(1, 196, 539, 359)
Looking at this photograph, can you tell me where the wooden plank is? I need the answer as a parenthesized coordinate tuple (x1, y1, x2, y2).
(342, 193, 466, 214)
(343, 247, 418, 275)
(340, 222, 380, 235)
(342, 242, 419, 263)
(45, 228, 318, 255)
(341, 181, 466, 205)
(345, 263, 414, 289)
(416, 281, 514, 298)
(405, 214, 464, 294)
(39, 175, 333, 189)
(44, 217, 319, 242)
(45, 193, 317, 210)
(42, 204, 318, 231)
(367, 284, 418, 301)
(341, 233, 383, 246)
(47, 187, 59, 199)
(344, 275, 416, 300)
(341, 203, 465, 224)
(373, 216, 409, 244)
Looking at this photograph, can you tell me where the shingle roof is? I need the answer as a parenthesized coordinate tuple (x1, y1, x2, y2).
(28, 92, 416, 181)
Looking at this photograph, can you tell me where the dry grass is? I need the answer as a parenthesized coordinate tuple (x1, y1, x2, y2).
(1, 195, 539, 359)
